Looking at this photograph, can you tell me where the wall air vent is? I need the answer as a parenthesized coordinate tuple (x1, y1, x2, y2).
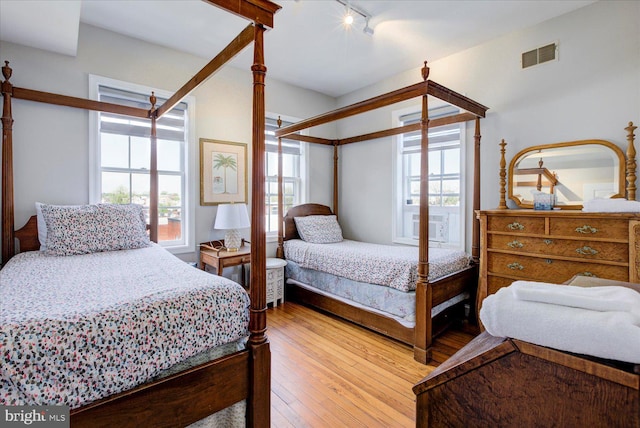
(522, 43, 557, 69)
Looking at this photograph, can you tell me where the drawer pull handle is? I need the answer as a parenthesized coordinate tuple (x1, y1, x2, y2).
(545, 259, 553, 264)
(507, 262, 524, 270)
(575, 225, 598, 234)
(507, 240, 524, 249)
(543, 239, 553, 245)
(576, 246, 599, 256)
(579, 272, 597, 277)
(507, 222, 525, 231)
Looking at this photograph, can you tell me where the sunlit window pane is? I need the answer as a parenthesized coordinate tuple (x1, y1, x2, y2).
(130, 137, 150, 170)
(158, 140, 181, 172)
(267, 152, 278, 176)
(443, 148, 460, 174)
(101, 172, 130, 204)
(101, 134, 129, 168)
(428, 152, 441, 175)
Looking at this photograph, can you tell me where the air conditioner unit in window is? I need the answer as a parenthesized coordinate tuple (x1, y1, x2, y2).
(412, 214, 449, 242)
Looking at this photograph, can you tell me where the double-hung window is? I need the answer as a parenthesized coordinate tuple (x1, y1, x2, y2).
(394, 107, 465, 249)
(89, 76, 194, 252)
(265, 116, 307, 235)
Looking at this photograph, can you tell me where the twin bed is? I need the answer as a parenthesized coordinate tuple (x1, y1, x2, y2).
(282, 204, 477, 352)
(273, 63, 488, 363)
(1, 0, 280, 426)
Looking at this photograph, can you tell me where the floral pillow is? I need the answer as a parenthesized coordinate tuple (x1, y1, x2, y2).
(294, 215, 343, 244)
(41, 203, 150, 256)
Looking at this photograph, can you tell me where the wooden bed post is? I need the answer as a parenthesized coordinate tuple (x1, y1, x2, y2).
(472, 117, 482, 263)
(248, 23, 271, 428)
(149, 93, 159, 243)
(626, 121, 637, 201)
(333, 142, 339, 217)
(414, 61, 432, 364)
(1, 61, 15, 264)
(276, 117, 284, 259)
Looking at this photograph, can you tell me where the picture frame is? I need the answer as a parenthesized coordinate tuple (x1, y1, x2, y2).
(200, 138, 248, 205)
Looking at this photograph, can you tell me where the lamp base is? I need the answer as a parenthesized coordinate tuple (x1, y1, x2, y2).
(224, 229, 242, 252)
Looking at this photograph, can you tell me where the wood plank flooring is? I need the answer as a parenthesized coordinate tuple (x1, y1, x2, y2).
(267, 302, 475, 428)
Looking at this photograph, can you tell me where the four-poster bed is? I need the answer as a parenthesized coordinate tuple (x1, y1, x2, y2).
(274, 62, 488, 364)
(1, 0, 280, 426)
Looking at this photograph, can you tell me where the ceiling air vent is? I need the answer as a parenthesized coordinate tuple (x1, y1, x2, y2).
(522, 43, 557, 69)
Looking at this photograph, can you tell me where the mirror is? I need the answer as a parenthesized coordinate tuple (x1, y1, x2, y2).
(508, 140, 625, 209)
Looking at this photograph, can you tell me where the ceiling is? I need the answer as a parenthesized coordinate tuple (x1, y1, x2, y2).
(0, 0, 597, 98)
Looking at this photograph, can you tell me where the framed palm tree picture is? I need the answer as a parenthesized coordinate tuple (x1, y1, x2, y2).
(200, 138, 248, 205)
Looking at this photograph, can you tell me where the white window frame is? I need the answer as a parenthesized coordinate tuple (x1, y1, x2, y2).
(392, 105, 466, 249)
(89, 75, 196, 254)
(265, 112, 308, 241)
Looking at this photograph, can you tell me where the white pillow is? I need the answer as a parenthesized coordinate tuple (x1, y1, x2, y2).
(41, 203, 150, 256)
(35, 202, 48, 251)
(294, 215, 343, 244)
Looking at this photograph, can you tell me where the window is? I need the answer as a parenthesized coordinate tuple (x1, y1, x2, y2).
(265, 116, 307, 234)
(393, 106, 465, 249)
(89, 76, 195, 252)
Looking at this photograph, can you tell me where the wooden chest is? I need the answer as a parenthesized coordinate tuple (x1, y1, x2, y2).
(476, 209, 640, 308)
(413, 332, 640, 428)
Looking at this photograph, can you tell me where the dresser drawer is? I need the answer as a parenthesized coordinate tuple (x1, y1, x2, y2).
(487, 235, 628, 263)
(487, 252, 629, 283)
(487, 216, 545, 234)
(486, 275, 515, 296)
(549, 218, 629, 240)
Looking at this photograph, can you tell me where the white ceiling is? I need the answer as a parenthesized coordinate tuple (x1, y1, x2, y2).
(0, 0, 597, 97)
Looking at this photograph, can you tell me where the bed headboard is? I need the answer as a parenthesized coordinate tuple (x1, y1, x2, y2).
(14, 215, 39, 253)
(283, 203, 333, 241)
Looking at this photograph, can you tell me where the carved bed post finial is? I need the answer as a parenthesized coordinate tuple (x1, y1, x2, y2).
(626, 121, 637, 201)
(421, 61, 430, 81)
(149, 91, 157, 112)
(2, 61, 12, 81)
(498, 139, 508, 209)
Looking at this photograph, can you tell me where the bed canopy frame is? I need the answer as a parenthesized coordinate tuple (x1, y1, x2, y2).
(1, 0, 280, 426)
(274, 62, 488, 363)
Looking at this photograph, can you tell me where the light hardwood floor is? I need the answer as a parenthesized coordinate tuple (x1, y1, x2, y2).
(267, 302, 475, 428)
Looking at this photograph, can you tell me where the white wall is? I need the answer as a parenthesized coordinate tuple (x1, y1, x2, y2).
(334, 0, 640, 251)
(0, 23, 336, 262)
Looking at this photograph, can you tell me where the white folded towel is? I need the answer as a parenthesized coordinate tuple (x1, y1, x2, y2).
(582, 198, 640, 212)
(480, 281, 640, 363)
(511, 281, 640, 316)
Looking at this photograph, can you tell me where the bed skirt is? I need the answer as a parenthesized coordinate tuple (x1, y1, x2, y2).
(286, 261, 469, 327)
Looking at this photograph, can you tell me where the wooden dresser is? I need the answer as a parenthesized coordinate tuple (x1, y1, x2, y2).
(477, 209, 640, 309)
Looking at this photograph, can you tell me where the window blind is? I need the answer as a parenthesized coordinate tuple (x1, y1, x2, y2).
(99, 85, 187, 141)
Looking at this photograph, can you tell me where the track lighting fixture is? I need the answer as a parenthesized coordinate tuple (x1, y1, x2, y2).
(335, 0, 374, 36)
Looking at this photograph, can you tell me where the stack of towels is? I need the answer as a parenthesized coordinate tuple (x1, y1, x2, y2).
(582, 198, 640, 212)
(480, 280, 640, 363)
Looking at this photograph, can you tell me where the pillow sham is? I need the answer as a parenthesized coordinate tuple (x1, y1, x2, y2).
(41, 203, 150, 256)
(294, 215, 343, 244)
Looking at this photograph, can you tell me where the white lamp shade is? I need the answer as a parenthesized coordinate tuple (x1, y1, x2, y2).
(214, 204, 250, 230)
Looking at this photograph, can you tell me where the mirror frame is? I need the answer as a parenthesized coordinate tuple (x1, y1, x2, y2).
(508, 139, 626, 210)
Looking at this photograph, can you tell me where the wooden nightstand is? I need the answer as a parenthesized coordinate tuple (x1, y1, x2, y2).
(199, 242, 251, 286)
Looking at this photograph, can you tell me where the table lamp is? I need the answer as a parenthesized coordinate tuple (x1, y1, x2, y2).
(214, 203, 250, 251)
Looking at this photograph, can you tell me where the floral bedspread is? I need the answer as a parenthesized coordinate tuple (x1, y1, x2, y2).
(0, 244, 250, 408)
(284, 239, 471, 292)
